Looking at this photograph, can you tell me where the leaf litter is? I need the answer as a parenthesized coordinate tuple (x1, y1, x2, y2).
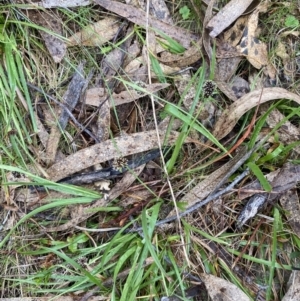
(3, 0, 300, 299)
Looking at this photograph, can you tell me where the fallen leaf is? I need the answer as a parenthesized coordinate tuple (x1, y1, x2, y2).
(85, 83, 170, 107)
(26, 9, 66, 62)
(236, 6, 276, 78)
(38, 0, 91, 7)
(212, 88, 300, 141)
(96, 99, 110, 142)
(67, 17, 120, 47)
(201, 273, 251, 301)
(206, 0, 254, 38)
(46, 63, 86, 165)
(46, 130, 190, 182)
(94, 0, 199, 48)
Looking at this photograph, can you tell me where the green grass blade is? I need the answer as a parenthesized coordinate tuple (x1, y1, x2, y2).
(247, 162, 272, 192)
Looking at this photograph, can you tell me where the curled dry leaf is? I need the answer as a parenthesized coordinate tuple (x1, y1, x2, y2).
(46, 130, 189, 182)
(212, 88, 300, 141)
(201, 273, 251, 301)
(67, 17, 120, 47)
(206, 0, 254, 38)
(94, 0, 198, 48)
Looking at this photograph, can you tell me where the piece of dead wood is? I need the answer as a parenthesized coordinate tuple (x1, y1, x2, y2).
(212, 88, 300, 141)
(46, 164, 145, 232)
(201, 273, 251, 301)
(94, 0, 198, 48)
(26, 8, 66, 62)
(206, 0, 254, 38)
(85, 83, 169, 107)
(67, 17, 120, 47)
(46, 130, 190, 182)
(46, 63, 86, 165)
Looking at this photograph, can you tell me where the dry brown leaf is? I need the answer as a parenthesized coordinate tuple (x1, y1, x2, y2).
(212, 88, 300, 141)
(224, 15, 249, 46)
(26, 9, 66, 62)
(67, 17, 120, 47)
(201, 273, 251, 301)
(94, 0, 199, 48)
(85, 83, 169, 107)
(206, 0, 254, 38)
(46, 130, 189, 182)
(236, 6, 276, 78)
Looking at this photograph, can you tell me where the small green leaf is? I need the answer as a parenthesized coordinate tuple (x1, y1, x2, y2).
(285, 15, 299, 28)
(179, 6, 190, 20)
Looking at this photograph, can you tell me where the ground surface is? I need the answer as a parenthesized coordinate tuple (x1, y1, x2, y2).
(1, 0, 300, 300)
